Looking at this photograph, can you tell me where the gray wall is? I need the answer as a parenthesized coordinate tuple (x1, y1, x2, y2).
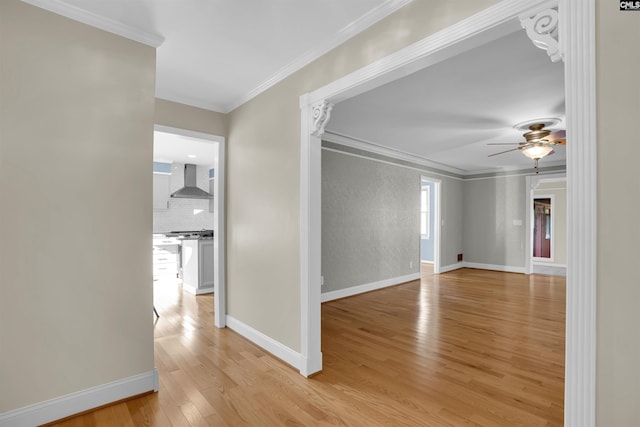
(462, 176, 527, 268)
(321, 146, 465, 294)
(321, 149, 420, 292)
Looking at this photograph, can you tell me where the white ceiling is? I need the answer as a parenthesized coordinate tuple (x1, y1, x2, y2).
(326, 28, 566, 174)
(29, 1, 565, 173)
(39, 0, 405, 112)
(154, 131, 218, 167)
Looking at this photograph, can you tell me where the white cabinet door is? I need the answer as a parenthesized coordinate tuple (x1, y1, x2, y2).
(153, 173, 170, 210)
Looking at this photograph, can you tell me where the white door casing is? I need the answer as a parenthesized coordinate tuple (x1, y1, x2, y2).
(154, 125, 227, 328)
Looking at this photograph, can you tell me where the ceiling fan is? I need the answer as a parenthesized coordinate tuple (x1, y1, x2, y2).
(488, 120, 566, 173)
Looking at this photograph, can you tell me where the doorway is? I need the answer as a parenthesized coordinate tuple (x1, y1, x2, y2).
(299, 1, 596, 422)
(526, 174, 566, 276)
(153, 125, 226, 327)
(420, 177, 441, 274)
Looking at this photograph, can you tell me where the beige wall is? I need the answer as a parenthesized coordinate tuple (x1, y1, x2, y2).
(225, 0, 501, 352)
(155, 98, 227, 137)
(596, 0, 640, 423)
(0, 0, 156, 412)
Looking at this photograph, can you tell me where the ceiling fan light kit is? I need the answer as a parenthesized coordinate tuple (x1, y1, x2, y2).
(488, 118, 566, 173)
(522, 143, 554, 160)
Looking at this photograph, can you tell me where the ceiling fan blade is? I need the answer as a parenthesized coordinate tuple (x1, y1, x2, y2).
(487, 143, 523, 146)
(547, 130, 567, 145)
(488, 147, 521, 157)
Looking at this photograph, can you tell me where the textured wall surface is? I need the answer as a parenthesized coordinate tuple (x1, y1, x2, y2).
(321, 149, 420, 292)
(463, 176, 527, 267)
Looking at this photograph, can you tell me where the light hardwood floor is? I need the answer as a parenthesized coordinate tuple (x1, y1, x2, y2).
(49, 266, 565, 426)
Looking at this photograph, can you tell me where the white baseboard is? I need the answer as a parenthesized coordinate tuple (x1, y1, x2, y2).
(182, 285, 214, 295)
(532, 263, 567, 276)
(194, 286, 214, 295)
(225, 315, 303, 372)
(0, 369, 158, 427)
(438, 262, 525, 274)
(462, 262, 525, 274)
(320, 273, 420, 303)
(439, 262, 464, 273)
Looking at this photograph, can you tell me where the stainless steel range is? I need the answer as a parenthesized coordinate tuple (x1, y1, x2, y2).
(165, 229, 213, 240)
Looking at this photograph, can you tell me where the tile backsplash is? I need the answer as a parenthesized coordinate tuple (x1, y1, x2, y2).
(153, 162, 214, 233)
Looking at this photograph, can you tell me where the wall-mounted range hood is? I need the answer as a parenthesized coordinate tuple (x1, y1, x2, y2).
(170, 164, 213, 199)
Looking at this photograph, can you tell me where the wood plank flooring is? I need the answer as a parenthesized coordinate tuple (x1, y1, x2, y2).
(49, 266, 565, 426)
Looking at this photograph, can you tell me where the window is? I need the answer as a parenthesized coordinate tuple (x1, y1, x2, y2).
(421, 185, 430, 239)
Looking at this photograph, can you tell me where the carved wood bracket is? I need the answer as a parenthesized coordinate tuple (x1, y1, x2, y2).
(520, 6, 563, 63)
(310, 100, 334, 137)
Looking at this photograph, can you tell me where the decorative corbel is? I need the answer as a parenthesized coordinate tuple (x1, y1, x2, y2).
(520, 6, 563, 63)
(310, 100, 334, 137)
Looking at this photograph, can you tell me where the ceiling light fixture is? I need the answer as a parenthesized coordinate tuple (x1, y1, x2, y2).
(521, 143, 554, 160)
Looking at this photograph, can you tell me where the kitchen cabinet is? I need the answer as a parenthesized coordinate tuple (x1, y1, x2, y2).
(152, 236, 179, 279)
(181, 238, 214, 295)
(153, 173, 170, 210)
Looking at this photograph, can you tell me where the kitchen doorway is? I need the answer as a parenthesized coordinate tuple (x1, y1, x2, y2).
(152, 125, 226, 327)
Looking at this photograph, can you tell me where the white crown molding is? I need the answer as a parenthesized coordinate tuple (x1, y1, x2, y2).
(155, 95, 229, 115)
(322, 131, 467, 176)
(323, 131, 566, 177)
(21, 0, 165, 47)
(225, 0, 413, 113)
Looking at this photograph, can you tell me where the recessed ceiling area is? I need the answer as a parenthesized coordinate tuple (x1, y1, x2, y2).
(325, 27, 565, 174)
(154, 131, 218, 167)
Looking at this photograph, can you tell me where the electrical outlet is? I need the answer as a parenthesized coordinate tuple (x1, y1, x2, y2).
(457, 253, 463, 262)
(321, 275, 324, 286)
(410, 260, 413, 269)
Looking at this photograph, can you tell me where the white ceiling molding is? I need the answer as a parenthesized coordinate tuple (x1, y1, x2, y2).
(322, 131, 467, 176)
(520, 1, 563, 62)
(225, 0, 413, 113)
(323, 131, 566, 176)
(21, 0, 165, 48)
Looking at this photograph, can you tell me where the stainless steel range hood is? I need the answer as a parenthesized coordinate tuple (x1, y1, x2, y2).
(170, 164, 213, 199)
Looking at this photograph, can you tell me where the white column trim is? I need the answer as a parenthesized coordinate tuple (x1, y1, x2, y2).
(562, 0, 597, 425)
(300, 2, 596, 425)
